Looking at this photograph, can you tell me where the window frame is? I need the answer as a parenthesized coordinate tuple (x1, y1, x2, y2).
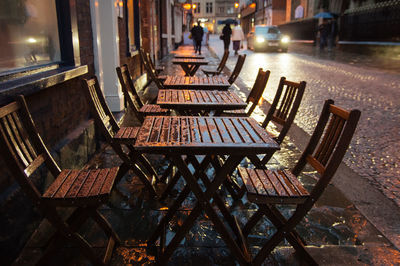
(206, 2, 213, 13)
(0, 0, 80, 82)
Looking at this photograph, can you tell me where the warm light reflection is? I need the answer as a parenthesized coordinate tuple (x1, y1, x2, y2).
(183, 3, 191, 10)
(250, 3, 256, 8)
(192, 4, 197, 9)
(27, 38, 37, 43)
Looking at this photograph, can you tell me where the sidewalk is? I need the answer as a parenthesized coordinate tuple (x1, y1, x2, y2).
(13, 45, 400, 265)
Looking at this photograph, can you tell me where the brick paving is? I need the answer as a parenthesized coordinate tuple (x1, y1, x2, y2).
(208, 34, 400, 208)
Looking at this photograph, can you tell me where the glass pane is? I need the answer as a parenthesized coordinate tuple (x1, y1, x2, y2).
(0, 0, 61, 73)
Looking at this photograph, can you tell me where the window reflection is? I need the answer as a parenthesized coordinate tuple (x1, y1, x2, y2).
(0, 0, 61, 73)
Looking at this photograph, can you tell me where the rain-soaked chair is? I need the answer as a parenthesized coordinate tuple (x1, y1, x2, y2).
(82, 76, 161, 198)
(201, 50, 229, 76)
(219, 68, 270, 117)
(139, 48, 164, 75)
(228, 54, 246, 85)
(249, 77, 306, 167)
(236, 99, 360, 265)
(116, 64, 169, 123)
(0, 96, 121, 265)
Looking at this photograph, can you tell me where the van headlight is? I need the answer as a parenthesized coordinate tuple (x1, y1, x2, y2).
(256, 36, 265, 43)
(281, 36, 290, 43)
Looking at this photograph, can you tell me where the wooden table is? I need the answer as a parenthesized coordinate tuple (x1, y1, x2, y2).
(163, 75, 230, 90)
(157, 89, 246, 115)
(172, 58, 209, 76)
(135, 116, 280, 265)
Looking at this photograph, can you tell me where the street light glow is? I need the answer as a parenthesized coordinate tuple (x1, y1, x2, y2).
(192, 4, 197, 9)
(183, 3, 191, 10)
(234, 3, 239, 8)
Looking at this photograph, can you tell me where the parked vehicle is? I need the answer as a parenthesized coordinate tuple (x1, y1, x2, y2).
(247, 25, 290, 52)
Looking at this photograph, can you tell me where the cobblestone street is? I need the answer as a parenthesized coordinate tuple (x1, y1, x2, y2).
(208, 35, 400, 207)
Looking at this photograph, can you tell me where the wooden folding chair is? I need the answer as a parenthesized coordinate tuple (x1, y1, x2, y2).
(228, 54, 246, 85)
(0, 96, 121, 265)
(237, 99, 361, 265)
(139, 48, 164, 75)
(247, 77, 306, 168)
(201, 50, 229, 76)
(81, 76, 161, 198)
(116, 64, 169, 123)
(219, 68, 270, 117)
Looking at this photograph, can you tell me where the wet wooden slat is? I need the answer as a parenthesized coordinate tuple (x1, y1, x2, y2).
(256, 169, 278, 197)
(238, 168, 257, 194)
(214, 118, 233, 143)
(221, 118, 243, 143)
(66, 171, 91, 198)
(231, 118, 252, 143)
(43, 170, 73, 198)
(149, 117, 164, 143)
(197, 117, 211, 143)
(281, 170, 309, 196)
(88, 168, 110, 196)
(1, 116, 29, 166)
(53, 170, 81, 198)
(247, 168, 267, 195)
(100, 167, 118, 195)
(77, 169, 101, 197)
(205, 118, 222, 143)
(6, 114, 33, 163)
(267, 170, 289, 197)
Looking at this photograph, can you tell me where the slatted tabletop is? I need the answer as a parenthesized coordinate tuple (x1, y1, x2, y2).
(134, 116, 280, 154)
(172, 58, 209, 65)
(174, 55, 205, 59)
(163, 76, 230, 89)
(157, 89, 247, 111)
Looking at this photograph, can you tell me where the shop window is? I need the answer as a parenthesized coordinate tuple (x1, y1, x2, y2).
(126, 0, 140, 53)
(0, 0, 61, 75)
(194, 2, 201, 14)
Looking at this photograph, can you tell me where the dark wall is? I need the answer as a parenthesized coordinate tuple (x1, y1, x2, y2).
(279, 18, 318, 40)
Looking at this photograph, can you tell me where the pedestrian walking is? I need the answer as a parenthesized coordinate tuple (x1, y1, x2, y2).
(221, 23, 232, 52)
(231, 22, 244, 55)
(328, 18, 338, 50)
(191, 21, 204, 54)
(318, 19, 330, 50)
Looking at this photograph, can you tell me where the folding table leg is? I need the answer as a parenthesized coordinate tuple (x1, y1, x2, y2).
(164, 155, 250, 266)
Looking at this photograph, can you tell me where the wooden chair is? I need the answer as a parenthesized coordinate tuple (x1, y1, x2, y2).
(236, 99, 361, 265)
(81, 76, 161, 198)
(219, 68, 270, 117)
(116, 64, 169, 123)
(249, 77, 306, 167)
(201, 50, 229, 76)
(139, 48, 164, 75)
(228, 54, 246, 85)
(0, 96, 121, 265)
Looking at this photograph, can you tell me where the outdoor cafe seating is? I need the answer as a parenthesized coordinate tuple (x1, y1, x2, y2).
(0, 45, 362, 265)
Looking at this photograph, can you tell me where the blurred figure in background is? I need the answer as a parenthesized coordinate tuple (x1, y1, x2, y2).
(221, 23, 232, 51)
(231, 21, 244, 55)
(191, 21, 204, 54)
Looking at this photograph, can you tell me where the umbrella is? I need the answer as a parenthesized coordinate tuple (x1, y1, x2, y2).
(218, 18, 237, 25)
(314, 12, 338, 19)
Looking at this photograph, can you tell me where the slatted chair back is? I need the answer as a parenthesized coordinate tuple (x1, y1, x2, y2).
(292, 99, 360, 202)
(144, 53, 165, 90)
(262, 77, 306, 144)
(116, 65, 145, 123)
(0, 97, 61, 205)
(228, 54, 246, 85)
(81, 77, 120, 142)
(216, 50, 229, 74)
(245, 68, 270, 116)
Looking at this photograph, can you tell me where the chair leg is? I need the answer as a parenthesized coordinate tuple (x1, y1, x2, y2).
(43, 207, 106, 266)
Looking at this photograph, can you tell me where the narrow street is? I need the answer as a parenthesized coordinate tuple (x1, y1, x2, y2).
(209, 34, 400, 208)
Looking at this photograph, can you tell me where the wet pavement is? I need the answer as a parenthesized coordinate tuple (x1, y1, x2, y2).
(14, 44, 400, 265)
(208, 34, 400, 209)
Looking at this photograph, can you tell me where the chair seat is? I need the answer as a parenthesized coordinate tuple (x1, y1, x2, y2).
(157, 75, 167, 81)
(114, 127, 140, 141)
(139, 104, 169, 115)
(238, 167, 309, 204)
(202, 68, 219, 76)
(42, 167, 119, 206)
(220, 109, 247, 116)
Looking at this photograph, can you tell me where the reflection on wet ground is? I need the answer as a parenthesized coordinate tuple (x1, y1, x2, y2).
(15, 45, 400, 265)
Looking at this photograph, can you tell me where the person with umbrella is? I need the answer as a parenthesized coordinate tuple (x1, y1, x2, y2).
(221, 23, 232, 51)
(318, 19, 330, 50)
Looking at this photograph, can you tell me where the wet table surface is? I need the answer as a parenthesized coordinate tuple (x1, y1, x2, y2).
(134, 116, 280, 154)
(163, 76, 230, 90)
(174, 55, 205, 59)
(156, 89, 247, 113)
(171, 58, 209, 76)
